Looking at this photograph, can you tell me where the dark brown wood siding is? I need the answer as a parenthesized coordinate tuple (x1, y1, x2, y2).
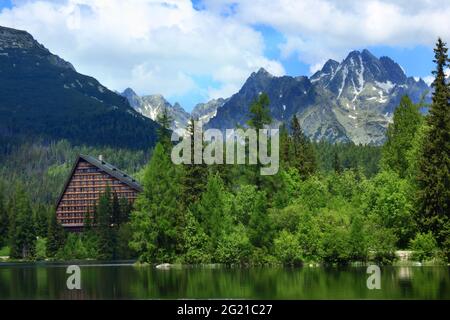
(56, 159, 138, 229)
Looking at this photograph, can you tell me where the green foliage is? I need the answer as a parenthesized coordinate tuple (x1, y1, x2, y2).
(410, 232, 439, 262)
(181, 118, 208, 208)
(361, 171, 416, 248)
(0, 246, 10, 256)
(194, 173, 233, 250)
(274, 230, 302, 265)
(130, 142, 184, 263)
(46, 211, 65, 257)
(417, 38, 450, 247)
(247, 190, 272, 249)
(35, 237, 47, 261)
(182, 210, 211, 264)
(314, 141, 381, 177)
(95, 187, 115, 260)
(0, 185, 8, 247)
(287, 115, 317, 179)
(215, 224, 252, 264)
(57, 233, 97, 260)
(116, 223, 137, 260)
(247, 93, 272, 130)
(381, 95, 424, 178)
(8, 185, 36, 259)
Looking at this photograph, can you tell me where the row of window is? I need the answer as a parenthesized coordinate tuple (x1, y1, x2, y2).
(75, 168, 99, 173)
(59, 213, 87, 218)
(61, 219, 84, 224)
(69, 179, 122, 186)
(66, 187, 131, 193)
(61, 200, 97, 206)
(62, 191, 135, 200)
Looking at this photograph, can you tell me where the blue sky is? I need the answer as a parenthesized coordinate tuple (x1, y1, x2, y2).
(0, 0, 445, 111)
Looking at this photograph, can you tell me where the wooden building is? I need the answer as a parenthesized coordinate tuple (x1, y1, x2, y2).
(55, 154, 142, 230)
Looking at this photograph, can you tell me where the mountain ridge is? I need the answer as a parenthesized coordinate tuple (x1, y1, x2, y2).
(0, 25, 159, 149)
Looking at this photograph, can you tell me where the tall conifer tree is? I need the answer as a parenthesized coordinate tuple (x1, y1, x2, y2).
(382, 95, 423, 178)
(130, 143, 184, 262)
(290, 115, 317, 179)
(417, 38, 450, 251)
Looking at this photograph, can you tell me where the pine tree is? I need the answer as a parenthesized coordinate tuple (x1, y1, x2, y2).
(290, 115, 317, 179)
(9, 185, 36, 259)
(417, 38, 450, 249)
(33, 204, 49, 238)
(46, 211, 65, 257)
(0, 185, 8, 248)
(193, 173, 232, 252)
(247, 93, 272, 130)
(381, 95, 423, 178)
(156, 106, 173, 148)
(96, 187, 115, 260)
(247, 93, 273, 188)
(247, 190, 272, 249)
(279, 123, 290, 168)
(333, 149, 342, 174)
(182, 118, 208, 208)
(129, 143, 184, 262)
(119, 197, 131, 224)
(111, 192, 121, 226)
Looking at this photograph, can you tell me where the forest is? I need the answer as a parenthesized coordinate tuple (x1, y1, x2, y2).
(0, 39, 448, 266)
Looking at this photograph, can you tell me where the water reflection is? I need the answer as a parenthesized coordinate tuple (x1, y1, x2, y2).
(0, 263, 448, 300)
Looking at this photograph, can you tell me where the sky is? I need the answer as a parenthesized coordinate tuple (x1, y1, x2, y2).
(0, 0, 448, 111)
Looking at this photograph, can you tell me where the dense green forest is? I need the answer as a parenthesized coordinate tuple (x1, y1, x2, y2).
(0, 39, 448, 265)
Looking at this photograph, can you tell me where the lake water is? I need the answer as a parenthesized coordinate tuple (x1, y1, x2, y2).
(0, 262, 449, 299)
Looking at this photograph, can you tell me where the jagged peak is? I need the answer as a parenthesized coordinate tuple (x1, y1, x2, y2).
(252, 67, 273, 78)
(122, 87, 138, 96)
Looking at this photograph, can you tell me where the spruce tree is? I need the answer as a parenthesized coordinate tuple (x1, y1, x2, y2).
(193, 173, 232, 252)
(381, 95, 423, 178)
(290, 115, 317, 179)
(9, 185, 36, 259)
(247, 93, 273, 188)
(247, 93, 272, 130)
(417, 38, 450, 249)
(46, 211, 65, 257)
(129, 143, 184, 262)
(182, 118, 208, 208)
(156, 106, 173, 148)
(111, 192, 121, 226)
(119, 197, 131, 224)
(96, 187, 115, 260)
(333, 149, 342, 174)
(0, 186, 8, 248)
(279, 123, 290, 168)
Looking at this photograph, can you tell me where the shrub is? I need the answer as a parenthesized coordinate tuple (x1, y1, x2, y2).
(274, 230, 302, 265)
(215, 224, 252, 265)
(35, 237, 47, 260)
(410, 232, 439, 262)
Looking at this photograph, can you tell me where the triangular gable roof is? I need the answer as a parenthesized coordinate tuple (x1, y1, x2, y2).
(55, 154, 143, 209)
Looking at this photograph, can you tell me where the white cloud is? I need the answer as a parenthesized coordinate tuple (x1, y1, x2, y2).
(421, 75, 434, 86)
(204, 0, 450, 72)
(0, 0, 284, 107)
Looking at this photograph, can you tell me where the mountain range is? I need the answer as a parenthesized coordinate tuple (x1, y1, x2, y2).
(0, 25, 432, 147)
(124, 50, 430, 145)
(0, 26, 159, 149)
(121, 88, 227, 133)
(207, 50, 430, 145)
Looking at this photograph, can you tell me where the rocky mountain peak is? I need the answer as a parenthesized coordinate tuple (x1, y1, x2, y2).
(0, 25, 75, 71)
(0, 26, 45, 50)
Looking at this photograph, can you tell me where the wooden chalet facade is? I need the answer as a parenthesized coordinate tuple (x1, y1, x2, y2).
(55, 154, 142, 230)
